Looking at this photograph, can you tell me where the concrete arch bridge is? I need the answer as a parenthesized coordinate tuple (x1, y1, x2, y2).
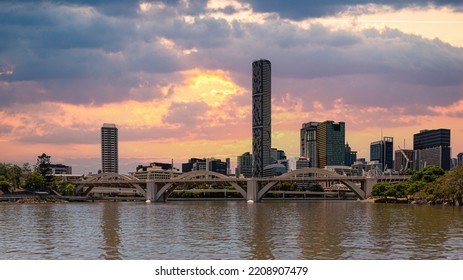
(75, 168, 410, 202)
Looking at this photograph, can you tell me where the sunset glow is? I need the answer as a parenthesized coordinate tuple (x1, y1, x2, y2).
(1, 0, 462, 173)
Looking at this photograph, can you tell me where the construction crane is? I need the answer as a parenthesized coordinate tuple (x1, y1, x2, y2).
(398, 145, 412, 172)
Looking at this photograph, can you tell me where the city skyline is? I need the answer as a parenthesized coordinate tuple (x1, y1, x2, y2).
(1, 1, 463, 174)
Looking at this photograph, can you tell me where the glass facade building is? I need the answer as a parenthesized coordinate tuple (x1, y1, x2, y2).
(413, 129, 451, 170)
(370, 137, 394, 171)
(317, 121, 345, 168)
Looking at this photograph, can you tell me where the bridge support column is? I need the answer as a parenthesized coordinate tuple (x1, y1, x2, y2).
(146, 182, 157, 202)
(363, 178, 378, 198)
(247, 180, 258, 202)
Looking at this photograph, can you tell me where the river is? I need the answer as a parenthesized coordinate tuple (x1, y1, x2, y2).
(1, 200, 463, 259)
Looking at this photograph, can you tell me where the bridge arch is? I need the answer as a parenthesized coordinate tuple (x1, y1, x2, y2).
(257, 168, 366, 201)
(155, 170, 247, 201)
(76, 172, 146, 196)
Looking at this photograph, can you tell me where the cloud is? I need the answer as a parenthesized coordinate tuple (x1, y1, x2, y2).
(163, 101, 210, 127)
(243, 0, 463, 20)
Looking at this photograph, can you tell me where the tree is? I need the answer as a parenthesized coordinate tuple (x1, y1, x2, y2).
(372, 182, 392, 198)
(0, 176, 12, 193)
(35, 153, 54, 188)
(308, 184, 324, 192)
(0, 163, 22, 190)
(57, 181, 76, 196)
(438, 164, 463, 205)
(25, 171, 46, 192)
(421, 165, 445, 183)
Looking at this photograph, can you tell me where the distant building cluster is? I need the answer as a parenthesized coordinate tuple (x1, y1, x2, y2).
(85, 59, 461, 179)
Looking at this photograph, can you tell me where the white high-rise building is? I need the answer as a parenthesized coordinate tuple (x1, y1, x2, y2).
(101, 123, 118, 173)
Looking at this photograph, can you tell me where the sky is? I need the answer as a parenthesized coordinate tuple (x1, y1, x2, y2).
(1, 0, 463, 174)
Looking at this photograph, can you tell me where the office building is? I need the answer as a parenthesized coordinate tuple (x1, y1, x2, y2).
(317, 121, 345, 168)
(458, 153, 463, 165)
(181, 158, 228, 175)
(236, 152, 253, 178)
(413, 129, 451, 170)
(101, 123, 118, 173)
(132, 162, 181, 180)
(271, 148, 286, 163)
(370, 137, 394, 171)
(252, 59, 271, 177)
(182, 158, 204, 173)
(345, 143, 357, 167)
(296, 157, 310, 170)
(49, 163, 72, 174)
(300, 122, 319, 167)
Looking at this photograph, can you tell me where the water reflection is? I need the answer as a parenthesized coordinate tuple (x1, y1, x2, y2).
(247, 203, 275, 259)
(1, 201, 463, 259)
(100, 203, 121, 259)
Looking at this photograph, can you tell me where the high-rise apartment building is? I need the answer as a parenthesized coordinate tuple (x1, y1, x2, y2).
(252, 59, 271, 177)
(317, 121, 345, 168)
(300, 122, 320, 167)
(370, 137, 394, 171)
(101, 123, 118, 173)
(413, 129, 451, 170)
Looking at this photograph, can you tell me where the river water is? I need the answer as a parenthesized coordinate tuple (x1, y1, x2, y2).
(1, 200, 463, 260)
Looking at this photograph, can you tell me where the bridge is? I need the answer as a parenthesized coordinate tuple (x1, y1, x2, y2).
(75, 168, 410, 202)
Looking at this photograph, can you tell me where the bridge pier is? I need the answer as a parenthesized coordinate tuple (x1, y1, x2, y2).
(247, 180, 258, 202)
(146, 182, 156, 201)
(363, 178, 378, 198)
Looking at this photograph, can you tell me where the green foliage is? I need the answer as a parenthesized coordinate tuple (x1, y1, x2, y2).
(372, 182, 391, 197)
(0, 176, 13, 193)
(422, 165, 445, 183)
(279, 182, 297, 191)
(35, 153, 54, 188)
(0, 163, 22, 189)
(57, 181, 76, 196)
(435, 164, 463, 205)
(410, 165, 445, 183)
(308, 184, 324, 192)
(25, 171, 47, 191)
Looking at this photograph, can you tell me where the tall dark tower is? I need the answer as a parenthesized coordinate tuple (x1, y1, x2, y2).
(252, 59, 271, 177)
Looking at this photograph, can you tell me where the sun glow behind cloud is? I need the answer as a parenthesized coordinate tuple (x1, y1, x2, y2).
(1, 0, 463, 173)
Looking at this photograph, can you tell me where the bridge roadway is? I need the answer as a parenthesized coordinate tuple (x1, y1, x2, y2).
(75, 168, 410, 202)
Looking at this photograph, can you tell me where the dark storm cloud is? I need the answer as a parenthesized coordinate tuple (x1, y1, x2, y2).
(1, 0, 462, 113)
(0, 0, 209, 17)
(243, 0, 463, 20)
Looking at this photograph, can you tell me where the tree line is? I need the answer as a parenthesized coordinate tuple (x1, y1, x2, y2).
(0, 153, 75, 196)
(372, 164, 463, 205)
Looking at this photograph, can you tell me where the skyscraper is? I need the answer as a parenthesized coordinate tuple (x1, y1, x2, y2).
(300, 122, 319, 167)
(345, 143, 357, 167)
(101, 123, 118, 173)
(317, 121, 345, 168)
(252, 59, 271, 177)
(370, 137, 394, 171)
(413, 129, 451, 170)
